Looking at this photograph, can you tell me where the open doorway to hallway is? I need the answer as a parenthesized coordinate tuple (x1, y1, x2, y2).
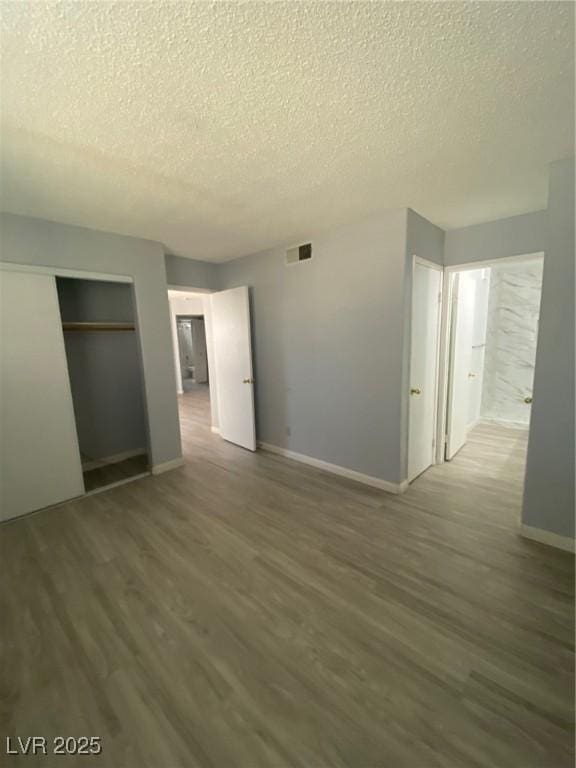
(442, 255, 544, 468)
(167, 286, 258, 451)
(408, 254, 545, 509)
(168, 289, 213, 432)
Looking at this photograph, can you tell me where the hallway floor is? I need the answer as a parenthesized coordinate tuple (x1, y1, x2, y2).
(1, 395, 573, 767)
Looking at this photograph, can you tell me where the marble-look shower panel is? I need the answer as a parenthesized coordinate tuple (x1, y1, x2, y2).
(481, 258, 543, 427)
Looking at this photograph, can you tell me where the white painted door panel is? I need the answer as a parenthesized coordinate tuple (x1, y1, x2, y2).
(446, 273, 476, 460)
(0, 270, 84, 521)
(408, 260, 442, 482)
(211, 287, 256, 451)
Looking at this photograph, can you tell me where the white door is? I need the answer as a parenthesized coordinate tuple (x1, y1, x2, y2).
(0, 270, 85, 522)
(211, 287, 256, 451)
(446, 272, 476, 460)
(408, 259, 442, 481)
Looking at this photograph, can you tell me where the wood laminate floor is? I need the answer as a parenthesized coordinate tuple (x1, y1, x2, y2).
(1, 391, 573, 767)
(83, 454, 149, 493)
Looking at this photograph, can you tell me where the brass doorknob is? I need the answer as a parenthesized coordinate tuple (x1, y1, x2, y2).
(524, 396, 533, 404)
(410, 388, 422, 396)
(243, 378, 255, 384)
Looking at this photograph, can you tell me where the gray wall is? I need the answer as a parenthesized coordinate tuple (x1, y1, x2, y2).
(0, 212, 181, 467)
(165, 253, 219, 290)
(219, 211, 409, 484)
(444, 210, 547, 266)
(57, 278, 148, 462)
(523, 159, 575, 539)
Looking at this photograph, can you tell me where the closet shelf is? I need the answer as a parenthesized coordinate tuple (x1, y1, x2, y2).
(62, 322, 135, 332)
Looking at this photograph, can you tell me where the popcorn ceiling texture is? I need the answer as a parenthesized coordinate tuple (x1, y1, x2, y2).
(0, 1, 573, 261)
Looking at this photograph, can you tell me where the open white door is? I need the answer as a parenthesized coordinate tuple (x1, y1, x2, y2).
(211, 287, 256, 451)
(408, 258, 442, 482)
(0, 270, 85, 521)
(446, 272, 475, 460)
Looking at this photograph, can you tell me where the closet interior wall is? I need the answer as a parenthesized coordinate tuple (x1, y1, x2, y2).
(56, 277, 149, 490)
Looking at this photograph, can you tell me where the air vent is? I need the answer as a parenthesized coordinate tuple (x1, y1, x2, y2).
(286, 243, 312, 265)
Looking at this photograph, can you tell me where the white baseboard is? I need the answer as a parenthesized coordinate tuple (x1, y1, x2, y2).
(210, 426, 221, 435)
(82, 448, 146, 472)
(151, 457, 185, 475)
(259, 442, 407, 494)
(520, 524, 575, 553)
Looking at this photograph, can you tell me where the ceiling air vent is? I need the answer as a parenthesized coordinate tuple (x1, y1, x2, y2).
(286, 243, 312, 265)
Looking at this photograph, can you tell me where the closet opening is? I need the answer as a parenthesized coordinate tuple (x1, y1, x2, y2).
(56, 277, 150, 493)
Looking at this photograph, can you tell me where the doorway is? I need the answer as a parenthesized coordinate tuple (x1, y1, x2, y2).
(167, 286, 257, 452)
(408, 253, 544, 492)
(177, 315, 209, 392)
(442, 255, 543, 464)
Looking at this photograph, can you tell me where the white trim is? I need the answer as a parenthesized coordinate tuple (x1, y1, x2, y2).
(0, 261, 133, 283)
(413, 255, 443, 271)
(259, 442, 408, 494)
(151, 457, 185, 475)
(210, 426, 221, 435)
(520, 525, 575, 553)
(82, 448, 147, 472)
(444, 252, 544, 273)
(408, 255, 444, 481)
(167, 284, 215, 294)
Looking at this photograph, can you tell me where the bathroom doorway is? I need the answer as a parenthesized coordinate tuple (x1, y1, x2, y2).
(176, 315, 208, 392)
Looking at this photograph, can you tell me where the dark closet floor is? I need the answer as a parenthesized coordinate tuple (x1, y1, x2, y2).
(83, 454, 149, 492)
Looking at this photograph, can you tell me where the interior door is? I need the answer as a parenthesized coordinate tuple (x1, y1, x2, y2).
(408, 259, 442, 481)
(446, 272, 476, 460)
(211, 286, 256, 451)
(0, 270, 85, 521)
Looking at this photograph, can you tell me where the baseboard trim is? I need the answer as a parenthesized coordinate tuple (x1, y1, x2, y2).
(82, 448, 146, 472)
(151, 457, 185, 475)
(259, 442, 406, 494)
(210, 426, 221, 435)
(520, 524, 575, 553)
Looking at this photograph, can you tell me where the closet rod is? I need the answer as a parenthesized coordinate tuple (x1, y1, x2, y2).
(62, 322, 135, 332)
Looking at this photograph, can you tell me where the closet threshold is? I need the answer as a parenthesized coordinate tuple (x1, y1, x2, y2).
(62, 322, 135, 332)
(84, 471, 150, 496)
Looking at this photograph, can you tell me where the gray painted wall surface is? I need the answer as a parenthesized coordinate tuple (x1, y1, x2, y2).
(165, 253, 219, 290)
(219, 211, 409, 484)
(57, 279, 147, 462)
(0, 212, 181, 467)
(523, 159, 575, 539)
(444, 210, 547, 266)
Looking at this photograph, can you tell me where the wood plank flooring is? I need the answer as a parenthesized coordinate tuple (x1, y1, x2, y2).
(83, 454, 149, 492)
(1, 391, 573, 767)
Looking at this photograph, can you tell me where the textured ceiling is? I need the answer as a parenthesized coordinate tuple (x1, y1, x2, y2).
(0, 2, 573, 262)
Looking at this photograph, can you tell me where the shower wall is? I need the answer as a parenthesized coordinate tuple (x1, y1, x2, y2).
(481, 258, 543, 427)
